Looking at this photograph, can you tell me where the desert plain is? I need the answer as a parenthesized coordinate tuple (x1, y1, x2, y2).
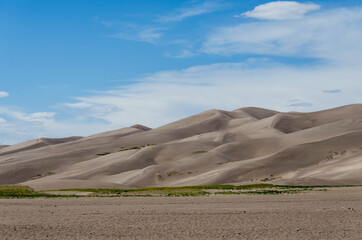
(1, 187, 362, 240)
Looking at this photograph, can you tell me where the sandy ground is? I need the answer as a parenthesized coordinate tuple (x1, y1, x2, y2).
(1, 187, 362, 240)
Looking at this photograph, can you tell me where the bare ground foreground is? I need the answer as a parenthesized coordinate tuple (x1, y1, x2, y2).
(1, 187, 362, 240)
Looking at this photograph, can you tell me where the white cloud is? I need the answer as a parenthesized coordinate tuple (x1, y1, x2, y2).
(137, 28, 164, 43)
(101, 1, 226, 44)
(25, 112, 56, 121)
(54, 5, 362, 133)
(323, 89, 342, 94)
(2, 58, 361, 145)
(242, 1, 320, 20)
(202, 7, 362, 62)
(0, 91, 9, 98)
(0, 108, 58, 144)
(0, 107, 56, 123)
(0, 117, 7, 124)
(62, 59, 361, 130)
(170, 49, 197, 58)
(98, 19, 165, 44)
(158, 1, 226, 22)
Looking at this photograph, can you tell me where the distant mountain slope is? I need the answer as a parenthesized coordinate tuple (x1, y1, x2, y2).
(0, 104, 361, 190)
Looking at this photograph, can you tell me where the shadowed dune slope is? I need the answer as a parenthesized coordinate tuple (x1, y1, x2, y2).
(271, 104, 362, 133)
(1, 104, 362, 190)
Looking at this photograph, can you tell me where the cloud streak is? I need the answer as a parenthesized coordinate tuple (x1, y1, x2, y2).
(2, 57, 361, 145)
(202, 7, 362, 63)
(62, 59, 361, 131)
(0, 107, 58, 144)
(323, 89, 342, 94)
(288, 102, 313, 107)
(158, 1, 226, 22)
(108, 25, 164, 44)
(242, 1, 320, 20)
(0, 91, 9, 98)
(100, 1, 227, 44)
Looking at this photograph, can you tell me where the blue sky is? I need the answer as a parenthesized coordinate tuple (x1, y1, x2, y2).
(1, 0, 362, 144)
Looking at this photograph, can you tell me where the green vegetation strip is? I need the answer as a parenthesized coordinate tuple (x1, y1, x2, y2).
(0, 186, 77, 198)
(0, 184, 358, 198)
(52, 187, 210, 197)
(215, 189, 305, 195)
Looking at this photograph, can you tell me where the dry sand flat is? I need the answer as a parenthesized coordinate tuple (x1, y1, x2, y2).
(0, 187, 362, 240)
(0, 104, 361, 189)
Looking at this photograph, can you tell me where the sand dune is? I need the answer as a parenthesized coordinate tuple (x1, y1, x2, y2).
(0, 104, 361, 190)
(0, 136, 83, 156)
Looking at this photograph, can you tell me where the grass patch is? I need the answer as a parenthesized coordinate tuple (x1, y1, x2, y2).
(184, 183, 276, 190)
(118, 144, 156, 152)
(2, 184, 358, 198)
(118, 146, 141, 152)
(4, 158, 15, 162)
(53, 187, 209, 197)
(215, 189, 305, 195)
(31, 172, 55, 180)
(53, 183, 305, 194)
(96, 152, 111, 156)
(0, 186, 76, 198)
(50, 184, 284, 197)
(193, 150, 207, 154)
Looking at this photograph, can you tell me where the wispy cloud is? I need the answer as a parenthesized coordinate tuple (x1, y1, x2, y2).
(2, 57, 361, 144)
(0, 107, 56, 123)
(111, 27, 164, 44)
(0, 107, 58, 144)
(202, 7, 362, 63)
(0, 117, 8, 124)
(172, 49, 197, 58)
(0, 105, 116, 145)
(241, 1, 320, 20)
(0, 91, 9, 98)
(323, 89, 342, 93)
(61, 59, 361, 131)
(98, 1, 226, 44)
(99, 19, 165, 44)
(158, 1, 226, 22)
(288, 102, 313, 107)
